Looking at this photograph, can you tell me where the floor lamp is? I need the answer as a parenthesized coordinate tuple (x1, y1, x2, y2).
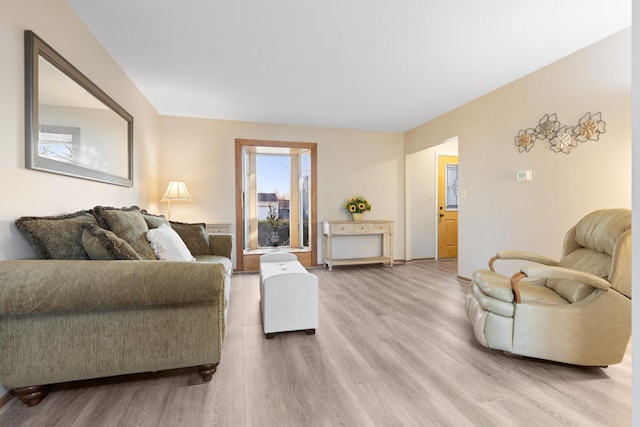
(161, 181, 193, 220)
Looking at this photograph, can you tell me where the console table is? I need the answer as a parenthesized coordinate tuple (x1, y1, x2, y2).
(322, 220, 394, 271)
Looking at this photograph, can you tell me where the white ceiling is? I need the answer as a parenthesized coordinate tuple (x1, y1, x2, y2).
(66, 0, 631, 133)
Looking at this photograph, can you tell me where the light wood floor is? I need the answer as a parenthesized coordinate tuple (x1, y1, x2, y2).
(0, 260, 631, 426)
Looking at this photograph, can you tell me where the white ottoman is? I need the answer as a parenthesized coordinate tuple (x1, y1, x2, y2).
(259, 252, 318, 339)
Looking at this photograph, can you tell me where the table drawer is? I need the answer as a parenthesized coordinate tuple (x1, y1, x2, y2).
(331, 223, 353, 234)
(352, 223, 373, 233)
(371, 223, 391, 233)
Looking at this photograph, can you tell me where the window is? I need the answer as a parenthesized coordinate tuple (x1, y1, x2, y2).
(235, 140, 317, 270)
(445, 163, 459, 211)
(38, 125, 80, 164)
(256, 154, 291, 247)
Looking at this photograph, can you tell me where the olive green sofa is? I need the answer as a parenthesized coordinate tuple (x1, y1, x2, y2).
(0, 206, 232, 406)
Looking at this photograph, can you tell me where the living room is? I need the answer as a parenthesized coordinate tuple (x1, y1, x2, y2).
(0, 0, 637, 425)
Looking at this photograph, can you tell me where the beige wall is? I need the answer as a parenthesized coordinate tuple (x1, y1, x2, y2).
(0, 0, 161, 261)
(405, 29, 631, 279)
(158, 116, 405, 266)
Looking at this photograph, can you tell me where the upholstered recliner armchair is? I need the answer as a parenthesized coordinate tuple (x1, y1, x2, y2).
(466, 208, 631, 366)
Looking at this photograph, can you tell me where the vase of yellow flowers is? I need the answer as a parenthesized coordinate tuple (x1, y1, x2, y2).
(344, 195, 371, 221)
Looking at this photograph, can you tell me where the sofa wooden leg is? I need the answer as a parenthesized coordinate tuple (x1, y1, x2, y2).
(197, 364, 218, 382)
(14, 385, 48, 406)
(265, 333, 276, 339)
(305, 329, 316, 335)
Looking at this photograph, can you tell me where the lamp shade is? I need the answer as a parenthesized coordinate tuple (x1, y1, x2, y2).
(161, 181, 193, 202)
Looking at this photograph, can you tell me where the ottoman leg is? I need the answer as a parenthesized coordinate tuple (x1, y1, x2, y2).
(305, 329, 316, 335)
(265, 333, 276, 339)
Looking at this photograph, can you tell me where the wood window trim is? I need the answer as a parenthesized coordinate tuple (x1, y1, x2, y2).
(235, 139, 317, 271)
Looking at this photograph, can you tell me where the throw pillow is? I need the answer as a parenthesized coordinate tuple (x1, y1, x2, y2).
(140, 210, 170, 229)
(92, 206, 157, 260)
(82, 224, 142, 260)
(169, 221, 210, 256)
(15, 211, 98, 259)
(146, 223, 195, 261)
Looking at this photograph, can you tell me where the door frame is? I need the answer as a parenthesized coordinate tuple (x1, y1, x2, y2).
(434, 151, 459, 259)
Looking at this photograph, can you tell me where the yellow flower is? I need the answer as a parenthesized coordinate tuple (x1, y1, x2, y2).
(344, 195, 371, 214)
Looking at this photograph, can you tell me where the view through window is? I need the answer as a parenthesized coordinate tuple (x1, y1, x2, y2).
(257, 154, 291, 247)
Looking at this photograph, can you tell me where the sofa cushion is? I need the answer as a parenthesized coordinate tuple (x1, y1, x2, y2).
(93, 206, 157, 260)
(196, 254, 232, 275)
(170, 221, 210, 256)
(473, 269, 515, 303)
(15, 211, 97, 259)
(545, 248, 610, 303)
(140, 210, 170, 229)
(196, 254, 233, 321)
(573, 208, 631, 256)
(82, 224, 142, 260)
(146, 223, 195, 262)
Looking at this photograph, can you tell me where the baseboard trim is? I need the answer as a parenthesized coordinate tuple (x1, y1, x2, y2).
(457, 275, 471, 283)
(0, 391, 13, 408)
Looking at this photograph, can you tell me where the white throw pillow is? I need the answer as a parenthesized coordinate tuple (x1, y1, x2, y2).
(146, 223, 195, 262)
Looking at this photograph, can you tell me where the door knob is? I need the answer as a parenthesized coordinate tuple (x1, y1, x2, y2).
(439, 213, 445, 218)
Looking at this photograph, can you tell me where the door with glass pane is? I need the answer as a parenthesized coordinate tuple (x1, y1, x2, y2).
(437, 155, 458, 258)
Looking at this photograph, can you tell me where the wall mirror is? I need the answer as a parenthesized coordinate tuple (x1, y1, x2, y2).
(25, 30, 133, 187)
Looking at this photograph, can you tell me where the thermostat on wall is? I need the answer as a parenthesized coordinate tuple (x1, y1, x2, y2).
(516, 169, 532, 182)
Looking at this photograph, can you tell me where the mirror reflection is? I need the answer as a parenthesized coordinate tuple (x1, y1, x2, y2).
(38, 57, 129, 177)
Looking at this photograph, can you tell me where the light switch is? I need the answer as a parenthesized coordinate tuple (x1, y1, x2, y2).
(516, 170, 532, 182)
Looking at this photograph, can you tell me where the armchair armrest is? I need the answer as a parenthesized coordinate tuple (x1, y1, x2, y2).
(208, 233, 233, 259)
(510, 265, 610, 303)
(489, 250, 558, 271)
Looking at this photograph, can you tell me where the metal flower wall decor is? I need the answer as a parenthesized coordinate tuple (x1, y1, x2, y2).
(514, 112, 606, 154)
